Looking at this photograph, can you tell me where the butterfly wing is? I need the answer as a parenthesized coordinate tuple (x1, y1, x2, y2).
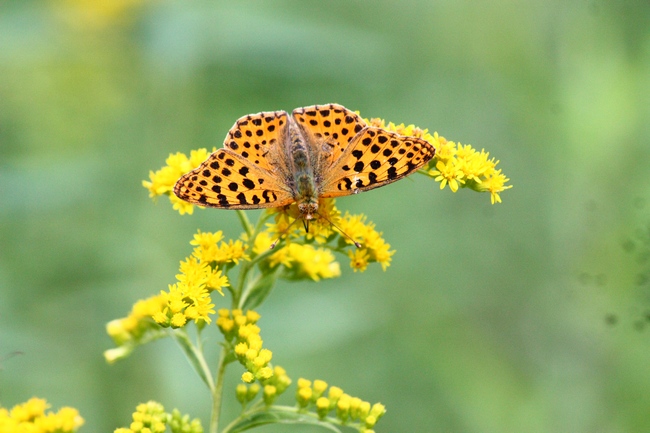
(319, 127, 435, 197)
(174, 109, 296, 209)
(292, 104, 367, 163)
(173, 148, 295, 209)
(223, 110, 289, 171)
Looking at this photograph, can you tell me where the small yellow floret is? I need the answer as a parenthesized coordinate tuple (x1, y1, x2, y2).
(349, 248, 370, 272)
(235, 384, 248, 404)
(328, 386, 344, 401)
(297, 387, 312, 407)
(170, 313, 187, 328)
(263, 385, 277, 405)
(234, 342, 249, 357)
(257, 367, 273, 380)
(297, 378, 312, 389)
(313, 379, 328, 396)
(246, 310, 261, 323)
(316, 397, 330, 419)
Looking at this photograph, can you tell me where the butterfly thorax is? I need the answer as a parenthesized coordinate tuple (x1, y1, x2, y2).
(286, 120, 319, 220)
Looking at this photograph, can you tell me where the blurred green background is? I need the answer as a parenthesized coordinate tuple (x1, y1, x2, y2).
(2, 1, 650, 432)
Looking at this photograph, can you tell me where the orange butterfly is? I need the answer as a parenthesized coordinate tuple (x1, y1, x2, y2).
(174, 104, 435, 223)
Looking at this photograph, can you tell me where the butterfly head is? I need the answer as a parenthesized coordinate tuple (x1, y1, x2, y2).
(298, 200, 318, 223)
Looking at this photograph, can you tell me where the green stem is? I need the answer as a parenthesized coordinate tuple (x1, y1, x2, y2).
(209, 345, 229, 433)
(231, 211, 276, 307)
(236, 210, 254, 237)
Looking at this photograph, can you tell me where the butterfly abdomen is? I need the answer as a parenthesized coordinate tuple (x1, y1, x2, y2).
(285, 119, 319, 218)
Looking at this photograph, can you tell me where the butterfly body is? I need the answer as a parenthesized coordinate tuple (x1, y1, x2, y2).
(284, 118, 319, 220)
(174, 104, 436, 222)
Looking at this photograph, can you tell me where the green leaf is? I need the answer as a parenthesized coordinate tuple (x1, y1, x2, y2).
(241, 267, 281, 310)
(223, 408, 342, 433)
(170, 330, 214, 391)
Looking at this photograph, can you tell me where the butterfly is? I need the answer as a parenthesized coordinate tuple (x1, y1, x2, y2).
(174, 104, 435, 225)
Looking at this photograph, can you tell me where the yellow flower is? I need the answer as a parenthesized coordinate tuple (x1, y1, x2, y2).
(143, 149, 213, 215)
(114, 401, 202, 433)
(338, 213, 394, 271)
(265, 366, 292, 394)
(349, 248, 370, 272)
(191, 230, 224, 249)
(336, 395, 351, 421)
(105, 294, 167, 354)
(215, 239, 250, 264)
(430, 132, 457, 161)
(297, 387, 312, 408)
(263, 385, 277, 406)
(154, 252, 227, 328)
(252, 231, 274, 254)
(430, 158, 464, 192)
(480, 168, 512, 204)
(169, 194, 195, 215)
(316, 397, 330, 419)
(328, 386, 344, 403)
(291, 379, 386, 430)
(1, 398, 84, 433)
(217, 310, 283, 387)
(277, 243, 341, 281)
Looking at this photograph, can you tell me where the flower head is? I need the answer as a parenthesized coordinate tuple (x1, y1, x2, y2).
(0, 398, 84, 433)
(217, 310, 292, 389)
(113, 401, 202, 433)
(143, 149, 214, 215)
(293, 379, 385, 431)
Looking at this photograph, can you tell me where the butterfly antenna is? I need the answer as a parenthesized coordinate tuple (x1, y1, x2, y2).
(316, 211, 362, 248)
(269, 217, 301, 249)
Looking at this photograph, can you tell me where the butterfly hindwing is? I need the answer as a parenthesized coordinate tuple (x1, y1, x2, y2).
(320, 127, 435, 197)
(174, 149, 294, 209)
(292, 104, 367, 163)
(223, 110, 289, 171)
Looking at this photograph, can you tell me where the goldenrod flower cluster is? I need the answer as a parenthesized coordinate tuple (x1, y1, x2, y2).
(265, 240, 341, 280)
(337, 212, 393, 271)
(153, 232, 230, 329)
(190, 230, 249, 265)
(143, 149, 213, 215)
(105, 294, 167, 363)
(0, 398, 84, 433)
(296, 379, 386, 433)
(235, 383, 260, 407)
(113, 401, 202, 433)
(366, 117, 512, 204)
(217, 309, 291, 394)
(255, 200, 394, 274)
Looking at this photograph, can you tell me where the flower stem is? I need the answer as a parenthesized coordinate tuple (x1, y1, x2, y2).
(236, 210, 254, 238)
(210, 345, 229, 433)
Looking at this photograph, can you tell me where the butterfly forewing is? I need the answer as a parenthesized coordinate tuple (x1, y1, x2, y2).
(174, 149, 294, 209)
(320, 127, 435, 197)
(292, 104, 367, 163)
(223, 110, 288, 171)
